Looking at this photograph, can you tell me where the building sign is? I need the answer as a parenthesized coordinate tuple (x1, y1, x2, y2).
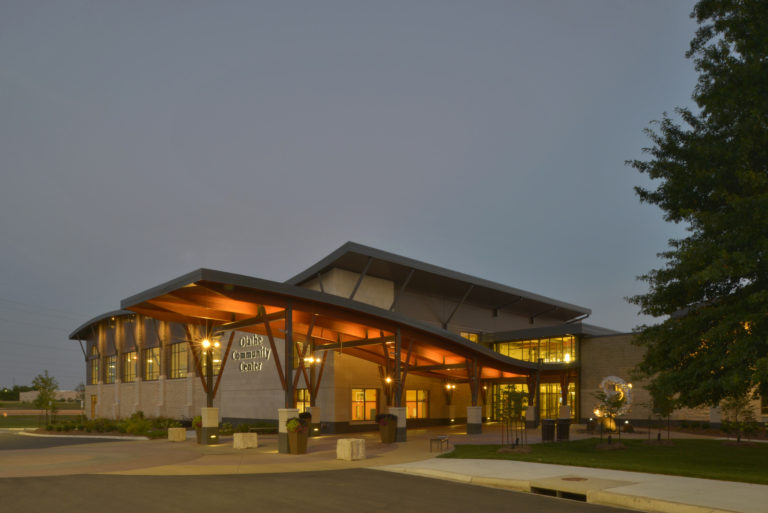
(232, 334, 272, 373)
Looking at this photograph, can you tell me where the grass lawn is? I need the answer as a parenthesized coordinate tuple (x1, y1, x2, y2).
(0, 415, 84, 429)
(441, 438, 768, 485)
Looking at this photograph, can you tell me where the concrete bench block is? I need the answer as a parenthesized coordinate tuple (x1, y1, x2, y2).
(233, 432, 259, 449)
(168, 428, 187, 442)
(336, 438, 366, 461)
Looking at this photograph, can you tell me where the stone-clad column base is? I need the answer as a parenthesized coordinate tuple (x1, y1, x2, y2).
(199, 407, 219, 445)
(388, 407, 407, 442)
(278, 408, 299, 453)
(466, 406, 482, 434)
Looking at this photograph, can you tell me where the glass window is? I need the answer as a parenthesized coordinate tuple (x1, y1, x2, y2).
(105, 355, 116, 384)
(122, 352, 137, 382)
(144, 347, 160, 380)
(460, 332, 479, 343)
(296, 388, 310, 414)
(89, 358, 99, 385)
(405, 389, 428, 418)
(200, 345, 221, 377)
(491, 382, 576, 420)
(170, 343, 188, 379)
(351, 388, 378, 421)
(495, 336, 576, 363)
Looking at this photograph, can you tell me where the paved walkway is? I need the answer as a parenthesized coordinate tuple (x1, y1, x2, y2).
(1, 424, 765, 513)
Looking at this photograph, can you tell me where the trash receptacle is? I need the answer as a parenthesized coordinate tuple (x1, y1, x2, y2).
(556, 419, 570, 441)
(541, 419, 555, 442)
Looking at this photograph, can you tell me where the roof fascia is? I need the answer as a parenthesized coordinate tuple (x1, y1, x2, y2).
(285, 242, 591, 316)
(68, 309, 134, 340)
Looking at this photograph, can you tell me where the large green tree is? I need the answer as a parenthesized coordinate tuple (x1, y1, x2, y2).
(629, 0, 768, 409)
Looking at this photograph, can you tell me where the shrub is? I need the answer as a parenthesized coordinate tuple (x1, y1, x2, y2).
(375, 413, 397, 426)
(285, 417, 308, 434)
(220, 422, 233, 435)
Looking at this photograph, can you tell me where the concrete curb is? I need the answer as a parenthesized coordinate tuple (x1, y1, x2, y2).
(379, 466, 473, 483)
(589, 490, 740, 513)
(377, 467, 743, 513)
(18, 432, 149, 441)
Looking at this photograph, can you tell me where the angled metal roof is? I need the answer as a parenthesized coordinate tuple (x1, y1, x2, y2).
(115, 268, 576, 380)
(286, 241, 590, 322)
(69, 310, 133, 340)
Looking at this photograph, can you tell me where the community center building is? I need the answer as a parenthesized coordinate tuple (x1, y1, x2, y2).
(70, 242, 689, 433)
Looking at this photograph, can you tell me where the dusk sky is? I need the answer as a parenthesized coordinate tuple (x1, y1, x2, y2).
(1, 1, 698, 389)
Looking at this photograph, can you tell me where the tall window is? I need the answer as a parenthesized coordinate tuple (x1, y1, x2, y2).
(105, 355, 116, 384)
(89, 358, 99, 385)
(296, 388, 310, 414)
(170, 343, 188, 379)
(144, 347, 160, 380)
(406, 389, 428, 418)
(351, 388, 378, 421)
(491, 383, 576, 420)
(200, 345, 221, 376)
(122, 352, 137, 382)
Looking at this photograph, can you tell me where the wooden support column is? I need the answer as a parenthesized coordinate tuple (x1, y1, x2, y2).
(560, 372, 570, 403)
(283, 303, 294, 408)
(393, 328, 402, 407)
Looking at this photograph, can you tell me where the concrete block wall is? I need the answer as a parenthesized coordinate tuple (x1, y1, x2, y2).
(580, 334, 714, 423)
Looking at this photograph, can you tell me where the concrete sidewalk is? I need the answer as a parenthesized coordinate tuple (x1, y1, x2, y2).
(1, 425, 765, 513)
(377, 458, 767, 513)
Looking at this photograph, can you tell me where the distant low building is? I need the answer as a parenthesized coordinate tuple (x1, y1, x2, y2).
(19, 390, 80, 402)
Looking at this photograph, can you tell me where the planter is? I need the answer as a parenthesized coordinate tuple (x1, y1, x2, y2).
(195, 428, 202, 444)
(288, 430, 308, 454)
(379, 421, 397, 444)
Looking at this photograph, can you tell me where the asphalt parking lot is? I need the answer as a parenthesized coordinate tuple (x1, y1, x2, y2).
(0, 430, 132, 450)
(0, 469, 637, 513)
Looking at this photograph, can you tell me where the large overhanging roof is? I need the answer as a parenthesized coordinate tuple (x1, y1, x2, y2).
(114, 268, 574, 381)
(286, 242, 590, 323)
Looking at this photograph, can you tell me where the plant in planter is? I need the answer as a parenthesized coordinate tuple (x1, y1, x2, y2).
(286, 417, 309, 454)
(376, 413, 398, 443)
(299, 410, 313, 436)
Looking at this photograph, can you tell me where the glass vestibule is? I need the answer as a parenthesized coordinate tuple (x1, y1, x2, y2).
(494, 336, 576, 364)
(491, 382, 577, 420)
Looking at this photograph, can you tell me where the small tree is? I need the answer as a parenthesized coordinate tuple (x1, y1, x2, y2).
(498, 388, 527, 447)
(650, 391, 675, 441)
(720, 394, 757, 442)
(593, 390, 626, 441)
(32, 371, 59, 424)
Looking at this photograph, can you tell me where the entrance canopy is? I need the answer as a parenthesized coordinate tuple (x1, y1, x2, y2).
(117, 269, 573, 385)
